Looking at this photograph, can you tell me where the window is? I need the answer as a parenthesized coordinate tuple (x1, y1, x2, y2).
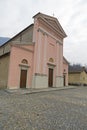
(49, 58, 54, 63)
(21, 59, 28, 64)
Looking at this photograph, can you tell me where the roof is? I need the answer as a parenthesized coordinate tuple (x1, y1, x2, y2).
(33, 12, 67, 38)
(69, 66, 87, 73)
(0, 12, 67, 48)
(63, 56, 69, 64)
(0, 24, 34, 47)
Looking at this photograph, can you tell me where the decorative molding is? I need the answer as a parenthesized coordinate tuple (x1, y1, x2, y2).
(49, 58, 54, 63)
(56, 41, 63, 45)
(43, 34, 48, 74)
(56, 76, 63, 78)
(37, 28, 48, 36)
(35, 73, 47, 76)
(19, 64, 30, 68)
(47, 63, 56, 67)
(21, 59, 28, 64)
(37, 27, 63, 45)
(37, 30, 42, 72)
(11, 44, 34, 53)
(38, 16, 66, 38)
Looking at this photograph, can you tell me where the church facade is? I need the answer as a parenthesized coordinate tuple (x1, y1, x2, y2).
(0, 12, 68, 89)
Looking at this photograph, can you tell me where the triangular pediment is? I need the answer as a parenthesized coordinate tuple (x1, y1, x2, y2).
(44, 18, 62, 33)
(43, 15, 67, 38)
(33, 12, 67, 38)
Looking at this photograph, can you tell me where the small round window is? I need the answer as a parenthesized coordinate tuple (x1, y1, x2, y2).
(49, 58, 54, 63)
(21, 59, 28, 64)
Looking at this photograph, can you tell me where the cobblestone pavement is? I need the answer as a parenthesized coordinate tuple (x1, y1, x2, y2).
(0, 87, 87, 130)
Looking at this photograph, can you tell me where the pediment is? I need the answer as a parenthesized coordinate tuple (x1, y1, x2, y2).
(33, 13, 67, 38)
(45, 18, 62, 33)
(43, 17, 67, 38)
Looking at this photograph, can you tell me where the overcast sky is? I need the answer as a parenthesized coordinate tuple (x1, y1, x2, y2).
(0, 0, 87, 65)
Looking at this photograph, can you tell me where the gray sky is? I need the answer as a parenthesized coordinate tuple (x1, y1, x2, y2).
(0, 0, 87, 65)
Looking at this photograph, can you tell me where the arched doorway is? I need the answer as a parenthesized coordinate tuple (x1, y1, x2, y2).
(19, 59, 29, 88)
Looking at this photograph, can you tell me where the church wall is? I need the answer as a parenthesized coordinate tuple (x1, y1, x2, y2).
(12, 25, 33, 43)
(7, 45, 34, 89)
(0, 54, 10, 88)
(32, 17, 64, 88)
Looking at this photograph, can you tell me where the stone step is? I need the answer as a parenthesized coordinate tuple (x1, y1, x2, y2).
(5, 86, 77, 94)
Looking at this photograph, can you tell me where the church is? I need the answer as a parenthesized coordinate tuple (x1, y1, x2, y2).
(0, 12, 68, 89)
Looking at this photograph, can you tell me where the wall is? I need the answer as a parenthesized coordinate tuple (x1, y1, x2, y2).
(80, 71, 87, 85)
(7, 45, 34, 89)
(0, 25, 34, 57)
(32, 16, 64, 88)
(0, 54, 10, 88)
(12, 25, 33, 43)
(0, 43, 11, 56)
(69, 73, 80, 85)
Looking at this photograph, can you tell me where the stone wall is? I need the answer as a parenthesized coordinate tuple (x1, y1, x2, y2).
(0, 54, 10, 88)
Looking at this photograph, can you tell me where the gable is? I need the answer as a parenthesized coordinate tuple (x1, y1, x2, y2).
(0, 24, 34, 56)
(10, 24, 34, 44)
(81, 71, 87, 76)
(44, 18, 66, 37)
(45, 18, 62, 32)
(33, 12, 67, 38)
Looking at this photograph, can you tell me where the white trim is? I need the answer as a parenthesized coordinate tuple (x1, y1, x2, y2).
(43, 34, 47, 73)
(37, 30, 42, 72)
(11, 44, 34, 53)
(56, 43, 59, 76)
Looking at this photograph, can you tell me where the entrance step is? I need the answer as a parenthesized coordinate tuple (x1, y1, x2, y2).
(5, 86, 77, 94)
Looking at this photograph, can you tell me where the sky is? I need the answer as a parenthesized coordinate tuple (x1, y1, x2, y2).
(0, 0, 87, 65)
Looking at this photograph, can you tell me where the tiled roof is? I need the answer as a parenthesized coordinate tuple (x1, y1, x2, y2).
(69, 66, 87, 73)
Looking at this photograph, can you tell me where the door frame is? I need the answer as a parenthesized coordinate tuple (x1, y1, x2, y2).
(19, 64, 29, 89)
(48, 64, 56, 87)
(20, 69, 27, 88)
(48, 68, 53, 87)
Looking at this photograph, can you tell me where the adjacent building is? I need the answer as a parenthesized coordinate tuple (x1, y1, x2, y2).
(0, 12, 68, 89)
(69, 66, 87, 86)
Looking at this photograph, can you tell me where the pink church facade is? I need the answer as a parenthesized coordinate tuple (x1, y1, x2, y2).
(0, 13, 68, 89)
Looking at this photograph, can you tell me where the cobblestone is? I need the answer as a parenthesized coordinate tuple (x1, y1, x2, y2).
(0, 87, 87, 129)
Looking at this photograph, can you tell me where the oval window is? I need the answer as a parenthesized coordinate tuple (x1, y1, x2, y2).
(49, 58, 54, 63)
(21, 59, 28, 64)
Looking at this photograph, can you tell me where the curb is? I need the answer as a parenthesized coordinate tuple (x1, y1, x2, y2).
(5, 86, 77, 94)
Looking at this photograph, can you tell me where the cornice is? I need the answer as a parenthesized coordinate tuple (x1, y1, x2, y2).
(11, 44, 34, 53)
(37, 27, 63, 45)
(38, 16, 66, 38)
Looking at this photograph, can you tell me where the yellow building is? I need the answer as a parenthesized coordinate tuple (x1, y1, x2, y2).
(69, 67, 87, 86)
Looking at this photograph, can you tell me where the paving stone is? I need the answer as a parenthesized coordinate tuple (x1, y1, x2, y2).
(0, 87, 87, 129)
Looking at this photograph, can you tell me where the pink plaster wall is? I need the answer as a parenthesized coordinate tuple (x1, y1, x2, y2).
(33, 18, 63, 77)
(7, 45, 34, 88)
(7, 14, 67, 89)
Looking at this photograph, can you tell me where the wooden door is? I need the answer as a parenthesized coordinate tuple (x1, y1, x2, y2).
(20, 70, 27, 88)
(48, 68, 53, 87)
(63, 75, 66, 86)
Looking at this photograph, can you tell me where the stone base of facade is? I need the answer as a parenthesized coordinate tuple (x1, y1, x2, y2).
(56, 76, 63, 87)
(7, 85, 30, 89)
(32, 74, 48, 89)
(7, 75, 64, 89)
